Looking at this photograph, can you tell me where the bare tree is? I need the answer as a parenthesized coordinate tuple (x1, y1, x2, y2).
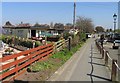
(76, 16, 94, 33)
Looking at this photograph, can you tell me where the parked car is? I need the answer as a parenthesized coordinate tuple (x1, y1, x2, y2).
(112, 33, 120, 49)
(86, 33, 92, 38)
(88, 34, 92, 38)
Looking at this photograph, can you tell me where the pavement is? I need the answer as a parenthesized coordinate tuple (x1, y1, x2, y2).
(48, 38, 112, 82)
(103, 42, 118, 60)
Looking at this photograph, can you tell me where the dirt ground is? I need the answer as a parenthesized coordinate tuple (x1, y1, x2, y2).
(14, 58, 62, 82)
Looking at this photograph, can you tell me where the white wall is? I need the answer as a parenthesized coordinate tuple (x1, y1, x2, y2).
(36, 30, 39, 37)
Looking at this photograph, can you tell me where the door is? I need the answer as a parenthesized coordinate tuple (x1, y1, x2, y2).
(31, 30, 36, 37)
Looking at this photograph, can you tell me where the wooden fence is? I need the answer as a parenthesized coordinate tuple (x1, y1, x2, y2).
(54, 39, 69, 52)
(95, 40, 120, 81)
(0, 38, 71, 81)
(0, 43, 53, 81)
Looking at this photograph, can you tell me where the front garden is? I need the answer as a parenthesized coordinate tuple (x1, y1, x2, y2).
(1, 35, 43, 51)
(1, 32, 87, 81)
(22, 32, 87, 81)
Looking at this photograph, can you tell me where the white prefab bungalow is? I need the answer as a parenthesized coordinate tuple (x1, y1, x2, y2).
(2, 22, 62, 38)
(3, 21, 31, 38)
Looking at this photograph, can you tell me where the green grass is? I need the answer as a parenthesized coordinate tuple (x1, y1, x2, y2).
(29, 40, 85, 72)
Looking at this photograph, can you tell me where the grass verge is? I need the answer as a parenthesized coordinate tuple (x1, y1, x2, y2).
(27, 41, 85, 80)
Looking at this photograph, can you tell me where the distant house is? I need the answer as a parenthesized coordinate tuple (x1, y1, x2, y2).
(2, 21, 64, 38)
(3, 21, 31, 38)
(31, 23, 50, 37)
(2, 21, 15, 35)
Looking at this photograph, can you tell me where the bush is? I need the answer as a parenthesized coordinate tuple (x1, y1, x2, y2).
(63, 32, 70, 40)
(1, 35, 6, 43)
(35, 41, 41, 47)
(26, 41, 33, 48)
(19, 40, 33, 48)
(1, 35, 43, 48)
(1, 35, 13, 44)
(79, 32, 86, 41)
(71, 35, 80, 47)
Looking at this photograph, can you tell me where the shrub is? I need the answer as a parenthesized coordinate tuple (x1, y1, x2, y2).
(35, 41, 41, 47)
(1, 35, 13, 44)
(71, 35, 79, 47)
(63, 32, 70, 40)
(26, 41, 33, 48)
(1, 35, 6, 43)
(79, 32, 86, 41)
(19, 40, 33, 48)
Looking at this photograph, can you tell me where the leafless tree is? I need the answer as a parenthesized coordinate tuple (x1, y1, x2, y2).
(76, 16, 94, 33)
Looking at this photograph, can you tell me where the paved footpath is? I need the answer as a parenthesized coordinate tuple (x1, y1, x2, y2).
(48, 38, 112, 82)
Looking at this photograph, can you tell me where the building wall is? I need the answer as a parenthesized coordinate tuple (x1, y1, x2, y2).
(3, 28, 30, 38)
(14, 29, 29, 38)
(36, 30, 39, 37)
(12, 29, 29, 38)
(3, 28, 12, 35)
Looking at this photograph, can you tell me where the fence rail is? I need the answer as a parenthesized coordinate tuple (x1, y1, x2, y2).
(54, 39, 69, 52)
(0, 43, 53, 81)
(0, 38, 70, 81)
(95, 40, 120, 81)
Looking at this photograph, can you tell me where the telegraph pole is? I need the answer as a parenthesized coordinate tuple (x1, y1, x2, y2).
(73, 1, 76, 29)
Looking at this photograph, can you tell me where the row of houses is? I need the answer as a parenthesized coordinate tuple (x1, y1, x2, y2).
(2, 21, 65, 38)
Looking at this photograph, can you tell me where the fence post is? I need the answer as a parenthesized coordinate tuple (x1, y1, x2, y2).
(68, 37, 71, 51)
(14, 57, 18, 80)
(53, 42, 56, 54)
(96, 41, 98, 49)
(32, 40, 35, 48)
(105, 51, 108, 66)
(111, 59, 117, 81)
(63, 39, 65, 48)
(99, 45, 102, 54)
(102, 47, 104, 59)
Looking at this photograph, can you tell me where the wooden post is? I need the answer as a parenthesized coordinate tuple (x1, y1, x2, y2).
(14, 57, 18, 74)
(102, 47, 104, 59)
(53, 42, 56, 54)
(12, 37, 15, 46)
(105, 51, 108, 66)
(68, 37, 71, 51)
(96, 41, 98, 49)
(33, 40, 35, 48)
(97, 42, 100, 53)
(111, 59, 117, 81)
(63, 39, 65, 48)
(99, 45, 101, 54)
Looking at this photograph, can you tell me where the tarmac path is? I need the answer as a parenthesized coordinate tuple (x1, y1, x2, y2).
(48, 38, 112, 82)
